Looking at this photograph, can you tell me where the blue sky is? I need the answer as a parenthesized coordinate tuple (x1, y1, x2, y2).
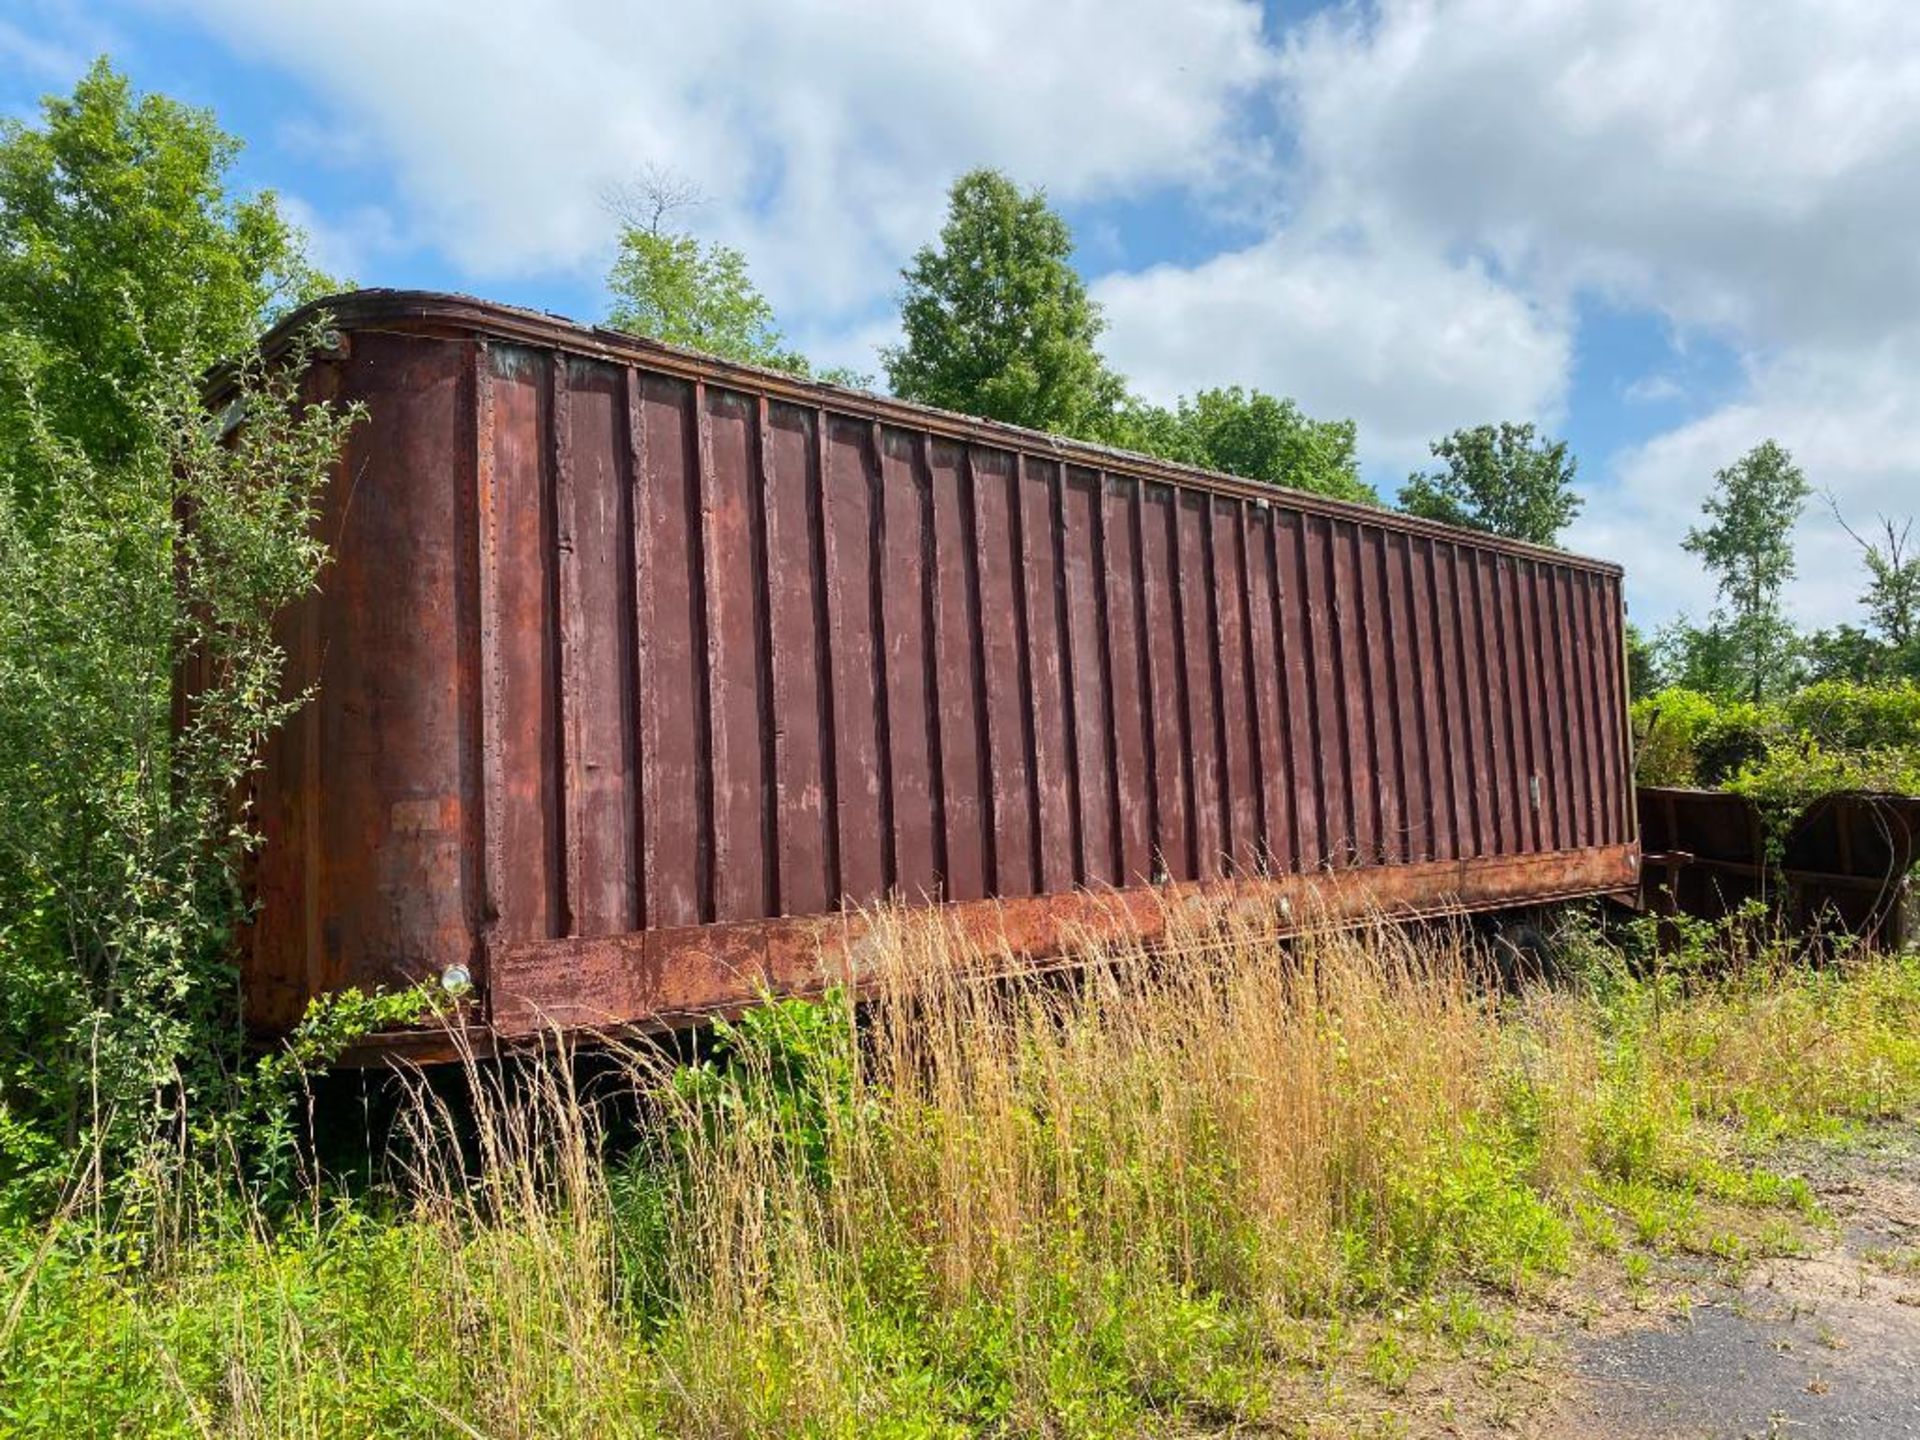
(6, 0, 1917, 634)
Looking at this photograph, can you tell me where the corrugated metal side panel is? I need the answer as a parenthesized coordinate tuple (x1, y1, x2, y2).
(243, 325, 1637, 1029)
(467, 345, 1634, 927)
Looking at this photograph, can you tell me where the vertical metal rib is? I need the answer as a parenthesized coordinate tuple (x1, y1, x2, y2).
(1421, 537, 1461, 861)
(1570, 572, 1600, 847)
(1520, 561, 1559, 850)
(1498, 558, 1539, 853)
(1464, 547, 1501, 852)
(960, 448, 998, 893)
(1009, 455, 1043, 892)
(1049, 463, 1086, 883)
(1576, 574, 1606, 843)
(1296, 517, 1330, 868)
(1236, 502, 1270, 871)
(1352, 526, 1389, 864)
(1543, 566, 1583, 848)
(691, 378, 720, 922)
(622, 366, 653, 930)
(1321, 521, 1350, 864)
(1266, 513, 1302, 872)
(1526, 561, 1555, 851)
(1505, 560, 1536, 856)
(1374, 529, 1413, 862)
(1603, 578, 1633, 843)
(1398, 537, 1437, 862)
(550, 354, 583, 936)
(867, 421, 897, 894)
(753, 396, 783, 915)
(1092, 475, 1123, 885)
(1203, 496, 1233, 873)
(1470, 550, 1507, 852)
(1326, 523, 1360, 865)
(1594, 574, 1623, 842)
(1167, 495, 1198, 878)
(472, 342, 504, 945)
(1575, 573, 1607, 843)
(810, 407, 844, 905)
(1619, 583, 1639, 847)
(1443, 541, 1474, 856)
(917, 433, 949, 892)
(1130, 484, 1162, 880)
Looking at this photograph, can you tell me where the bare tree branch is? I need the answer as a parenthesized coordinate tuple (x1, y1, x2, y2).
(1825, 490, 1920, 649)
(602, 164, 706, 236)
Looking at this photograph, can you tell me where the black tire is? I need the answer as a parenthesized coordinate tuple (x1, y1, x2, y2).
(1490, 914, 1556, 987)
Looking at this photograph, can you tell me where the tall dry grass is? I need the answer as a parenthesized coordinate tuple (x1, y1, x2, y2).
(7, 906, 1920, 1436)
(647, 909, 1511, 1432)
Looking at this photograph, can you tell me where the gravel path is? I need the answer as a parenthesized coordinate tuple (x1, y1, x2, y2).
(1543, 1129, 1920, 1439)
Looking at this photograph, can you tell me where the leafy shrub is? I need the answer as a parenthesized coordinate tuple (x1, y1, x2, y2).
(0, 335, 356, 1205)
(1780, 679, 1920, 751)
(669, 991, 865, 1185)
(1633, 680, 1920, 803)
(1692, 700, 1773, 784)
(0, 61, 345, 1204)
(1635, 691, 1728, 791)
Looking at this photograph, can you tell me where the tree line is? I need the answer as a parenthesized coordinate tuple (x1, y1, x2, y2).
(604, 166, 1579, 541)
(1635, 444, 1920, 703)
(605, 165, 1914, 709)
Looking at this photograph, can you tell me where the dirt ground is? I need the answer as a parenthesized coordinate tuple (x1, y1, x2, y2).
(1536, 1127, 1920, 1439)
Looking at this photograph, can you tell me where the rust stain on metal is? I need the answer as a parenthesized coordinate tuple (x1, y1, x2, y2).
(231, 291, 1641, 1055)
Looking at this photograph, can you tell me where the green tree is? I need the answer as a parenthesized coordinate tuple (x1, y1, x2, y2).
(0, 64, 349, 1196)
(1833, 508, 1920, 673)
(1682, 440, 1810, 704)
(603, 171, 866, 385)
(884, 169, 1127, 439)
(0, 59, 326, 496)
(1800, 624, 1886, 683)
(1398, 423, 1581, 546)
(1119, 388, 1377, 504)
(1650, 618, 1745, 700)
(1624, 621, 1658, 698)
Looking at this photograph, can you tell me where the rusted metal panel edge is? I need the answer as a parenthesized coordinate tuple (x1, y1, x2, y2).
(241, 290, 1624, 580)
(336, 843, 1638, 1066)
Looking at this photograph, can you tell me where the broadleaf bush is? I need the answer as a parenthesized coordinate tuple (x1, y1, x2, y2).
(1631, 679, 1920, 811)
(0, 332, 360, 1206)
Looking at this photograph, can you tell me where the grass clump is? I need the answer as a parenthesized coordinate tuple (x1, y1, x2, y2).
(6, 912, 1920, 1436)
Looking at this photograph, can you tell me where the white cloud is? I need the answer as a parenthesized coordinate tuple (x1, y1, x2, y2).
(1255, 0, 1920, 626)
(1096, 234, 1571, 470)
(1279, 0, 1920, 349)
(0, 2, 119, 90)
(277, 194, 403, 288)
(273, 114, 381, 172)
(142, 0, 1920, 632)
(1567, 338, 1920, 630)
(0, 19, 83, 79)
(159, 0, 1275, 318)
(1621, 373, 1683, 406)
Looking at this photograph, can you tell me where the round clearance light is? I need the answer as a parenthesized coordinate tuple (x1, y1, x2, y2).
(441, 964, 473, 995)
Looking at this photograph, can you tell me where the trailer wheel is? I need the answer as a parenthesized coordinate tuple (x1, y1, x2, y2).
(1491, 914, 1556, 987)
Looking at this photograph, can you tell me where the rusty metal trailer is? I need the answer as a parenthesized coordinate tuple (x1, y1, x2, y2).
(236, 291, 1639, 1056)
